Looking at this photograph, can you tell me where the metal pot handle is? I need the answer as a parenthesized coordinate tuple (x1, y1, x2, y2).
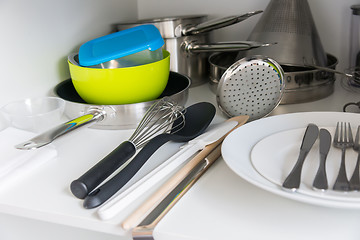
(183, 41, 275, 53)
(15, 107, 106, 150)
(181, 10, 262, 36)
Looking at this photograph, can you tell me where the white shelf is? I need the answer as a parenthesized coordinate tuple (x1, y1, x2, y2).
(1, 80, 360, 240)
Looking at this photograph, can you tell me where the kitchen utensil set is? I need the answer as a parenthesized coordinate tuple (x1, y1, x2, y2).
(97, 119, 238, 220)
(69, 101, 216, 210)
(123, 115, 249, 234)
(70, 98, 186, 199)
(83, 102, 216, 209)
(283, 122, 360, 192)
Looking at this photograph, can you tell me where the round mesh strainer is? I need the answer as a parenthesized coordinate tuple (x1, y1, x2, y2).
(216, 56, 285, 121)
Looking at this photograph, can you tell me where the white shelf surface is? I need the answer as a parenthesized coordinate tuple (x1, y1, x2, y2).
(1, 80, 360, 240)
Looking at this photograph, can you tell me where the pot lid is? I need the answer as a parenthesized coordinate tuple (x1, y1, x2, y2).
(78, 24, 164, 67)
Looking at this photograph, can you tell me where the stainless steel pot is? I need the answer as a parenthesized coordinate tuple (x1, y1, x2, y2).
(15, 72, 191, 150)
(115, 11, 267, 87)
(209, 51, 338, 104)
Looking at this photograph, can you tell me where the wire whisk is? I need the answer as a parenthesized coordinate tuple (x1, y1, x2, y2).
(130, 97, 186, 148)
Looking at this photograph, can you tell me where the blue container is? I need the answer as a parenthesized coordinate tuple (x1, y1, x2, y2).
(78, 24, 164, 68)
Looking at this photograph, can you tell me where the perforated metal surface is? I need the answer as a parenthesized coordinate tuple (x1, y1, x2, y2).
(246, 0, 327, 67)
(216, 56, 285, 121)
(251, 0, 314, 35)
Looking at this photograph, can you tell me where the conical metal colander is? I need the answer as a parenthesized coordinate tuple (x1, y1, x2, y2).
(244, 0, 327, 67)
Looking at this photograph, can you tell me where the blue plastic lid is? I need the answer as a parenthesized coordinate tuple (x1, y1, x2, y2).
(78, 24, 164, 66)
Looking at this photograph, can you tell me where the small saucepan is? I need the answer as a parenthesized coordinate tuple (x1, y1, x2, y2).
(116, 11, 268, 86)
(15, 72, 190, 150)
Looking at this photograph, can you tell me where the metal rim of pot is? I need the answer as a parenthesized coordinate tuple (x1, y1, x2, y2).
(208, 51, 338, 104)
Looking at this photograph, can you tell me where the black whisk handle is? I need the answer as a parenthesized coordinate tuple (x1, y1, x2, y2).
(83, 134, 172, 209)
(70, 141, 136, 199)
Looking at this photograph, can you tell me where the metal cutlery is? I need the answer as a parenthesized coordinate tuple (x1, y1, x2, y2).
(349, 126, 360, 191)
(333, 122, 353, 191)
(312, 128, 331, 191)
(282, 123, 319, 191)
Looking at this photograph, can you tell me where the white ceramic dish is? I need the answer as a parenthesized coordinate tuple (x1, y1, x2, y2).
(221, 112, 360, 209)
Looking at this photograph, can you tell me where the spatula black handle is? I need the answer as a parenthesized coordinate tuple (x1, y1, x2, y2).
(83, 134, 171, 209)
(70, 141, 136, 199)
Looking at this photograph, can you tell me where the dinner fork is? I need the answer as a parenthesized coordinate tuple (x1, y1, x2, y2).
(333, 122, 353, 191)
(349, 126, 360, 191)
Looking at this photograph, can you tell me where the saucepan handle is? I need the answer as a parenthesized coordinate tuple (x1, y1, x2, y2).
(183, 41, 274, 53)
(181, 10, 262, 36)
(15, 108, 106, 150)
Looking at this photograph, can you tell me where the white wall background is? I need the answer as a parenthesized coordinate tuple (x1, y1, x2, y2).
(0, 0, 138, 106)
(1, 0, 359, 109)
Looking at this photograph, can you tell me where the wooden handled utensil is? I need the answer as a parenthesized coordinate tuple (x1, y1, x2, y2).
(121, 115, 249, 236)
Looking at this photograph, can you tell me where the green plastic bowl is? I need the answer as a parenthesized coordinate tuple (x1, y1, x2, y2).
(68, 50, 170, 105)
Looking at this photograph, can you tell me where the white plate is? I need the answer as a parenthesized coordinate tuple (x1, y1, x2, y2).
(251, 127, 360, 202)
(221, 112, 360, 208)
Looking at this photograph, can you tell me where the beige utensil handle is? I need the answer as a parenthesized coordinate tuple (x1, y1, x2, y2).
(122, 115, 249, 230)
(132, 144, 222, 239)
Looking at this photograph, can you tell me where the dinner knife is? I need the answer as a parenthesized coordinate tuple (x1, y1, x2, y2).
(312, 128, 331, 191)
(282, 123, 319, 191)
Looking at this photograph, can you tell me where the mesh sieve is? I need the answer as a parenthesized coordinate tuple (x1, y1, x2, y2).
(245, 0, 327, 67)
(216, 56, 285, 121)
(251, 0, 313, 35)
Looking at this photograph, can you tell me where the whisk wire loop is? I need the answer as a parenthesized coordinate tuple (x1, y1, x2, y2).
(128, 97, 186, 149)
